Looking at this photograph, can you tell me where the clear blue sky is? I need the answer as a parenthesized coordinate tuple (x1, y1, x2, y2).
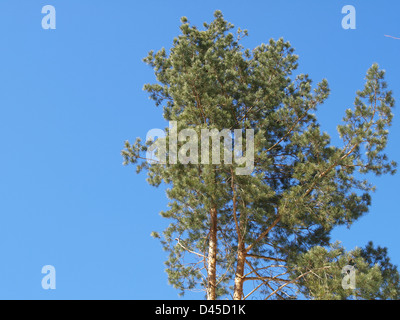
(0, 0, 399, 299)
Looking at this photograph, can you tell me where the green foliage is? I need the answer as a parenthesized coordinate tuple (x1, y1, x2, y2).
(122, 11, 399, 299)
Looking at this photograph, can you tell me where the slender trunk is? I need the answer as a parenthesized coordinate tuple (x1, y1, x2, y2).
(231, 167, 246, 300)
(233, 240, 246, 300)
(207, 207, 218, 300)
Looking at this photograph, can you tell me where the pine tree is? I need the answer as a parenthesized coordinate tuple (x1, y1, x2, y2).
(122, 11, 399, 300)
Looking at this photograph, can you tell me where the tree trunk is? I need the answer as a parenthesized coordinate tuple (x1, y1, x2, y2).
(233, 240, 246, 300)
(207, 207, 218, 300)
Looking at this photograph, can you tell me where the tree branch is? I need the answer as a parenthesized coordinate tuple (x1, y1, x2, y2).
(245, 215, 281, 253)
(246, 254, 286, 262)
(264, 266, 331, 300)
(175, 238, 206, 259)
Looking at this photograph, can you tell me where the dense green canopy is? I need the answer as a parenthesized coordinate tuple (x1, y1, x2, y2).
(122, 11, 399, 300)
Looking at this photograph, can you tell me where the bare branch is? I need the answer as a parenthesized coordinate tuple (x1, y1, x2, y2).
(175, 238, 206, 259)
(264, 266, 331, 300)
(385, 34, 400, 40)
(246, 254, 286, 262)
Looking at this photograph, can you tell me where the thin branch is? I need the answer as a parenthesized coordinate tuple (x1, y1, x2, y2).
(244, 260, 286, 300)
(243, 282, 264, 300)
(246, 254, 286, 262)
(264, 266, 331, 300)
(175, 238, 206, 259)
(267, 101, 316, 153)
(244, 276, 290, 282)
(245, 215, 281, 253)
(243, 265, 286, 278)
(385, 34, 400, 40)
